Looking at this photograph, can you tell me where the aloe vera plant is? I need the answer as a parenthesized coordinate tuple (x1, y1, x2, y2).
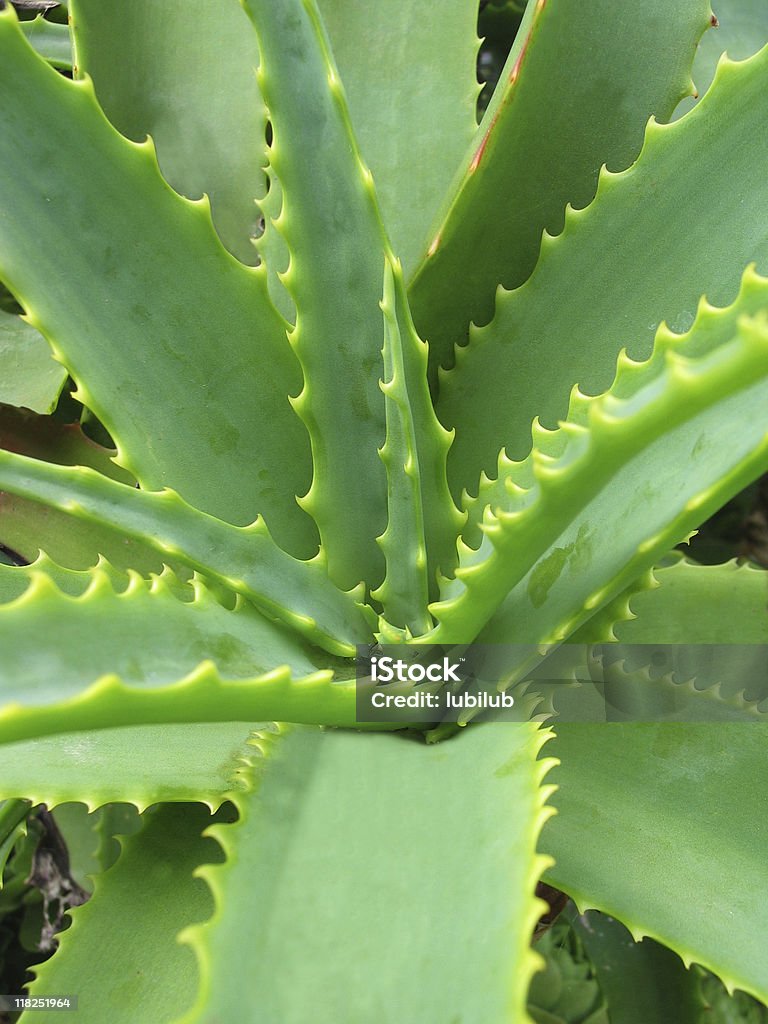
(0, 0, 767, 1019)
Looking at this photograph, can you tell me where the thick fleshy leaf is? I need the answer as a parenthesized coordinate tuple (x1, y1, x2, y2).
(0, 9, 316, 555)
(242, 0, 390, 590)
(540, 724, 768, 1005)
(317, 0, 479, 274)
(0, 561, 331, 700)
(408, 0, 711, 379)
(0, 450, 374, 655)
(0, 404, 165, 573)
(70, 0, 266, 265)
(438, 45, 768, 497)
(372, 258, 463, 630)
(179, 723, 555, 1024)
(19, 13, 71, 68)
(674, 0, 768, 118)
(571, 912, 705, 1024)
(0, 723, 264, 809)
(0, 309, 67, 413)
(29, 803, 220, 1024)
(431, 270, 768, 648)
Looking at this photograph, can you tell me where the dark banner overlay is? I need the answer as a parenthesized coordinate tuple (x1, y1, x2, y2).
(354, 644, 768, 725)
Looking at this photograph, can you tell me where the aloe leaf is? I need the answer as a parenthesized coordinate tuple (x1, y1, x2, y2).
(572, 558, 768, 714)
(609, 559, 768, 646)
(439, 46, 768, 496)
(19, 13, 71, 68)
(571, 913, 705, 1024)
(0, 310, 67, 413)
(431, 272, 768, 647)
(408, 0, 712, 378)
(242, 0, 393, 591)
(178, 722, 555, 1024)
(674, 0, 768, 118)
(372, 258, 464, 629)
(0, 562, 332, 700)
(28, 803, 220, 1024)
(0, 450, 374, 655)
(317, 0, 479, 275)
(0, 800, 31, 881)
(0, 405, 171, 573)
(69, 0, 266, 266)
(0, 724, 268, 809)
(540, 724, 768, 1005)
(0, 8, 315, 556)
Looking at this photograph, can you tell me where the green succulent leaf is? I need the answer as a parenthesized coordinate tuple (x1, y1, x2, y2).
(178, 722, 556, 1024)
(0, 559, 331, 699)
(0, 449, 373, 655)
(372, 258, 464, 630)
(408, 0, 712, 379)
(431, 270, 768, 647)
(0, 309, 67, 414)
(0, 723, 267, 809)
(541, 724, 768, 1005)
(439, 44, 768, 495)
(674, 0, 768, 118)
(28, 803, 221, 1024)
(19, 14, 72, 69)
(242, 0, 392, 591)
(0, 404, 165, 573)
(572, 557, 768, 648)
(0, 7, 316, 556)
(317, 0, 479, 275)
(571, 912, 705, 1024)
(69, 0, 266, 265)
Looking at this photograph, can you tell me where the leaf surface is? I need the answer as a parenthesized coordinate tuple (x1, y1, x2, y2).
(0, 449, 373, 655)
(0, 9, 315, 555)
(19, 15, 72, 68)
(439, 45, 768, 495)
(242, 0, 391, 590)
(0, 309, 67, 413)
(317, 0, 479, 274)
(674, 0, 768, 117)
(432, 270, 768, 648)
(0, 724, 264, 809)
(541, 724, 768, 1005)
(70, 0, 266, 265)
(408, 0, 712, 378)
(179, 723, 555, 1024)
(29, 803, 220, 1024)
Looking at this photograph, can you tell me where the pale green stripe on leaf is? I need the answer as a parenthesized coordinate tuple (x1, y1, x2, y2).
(0, 9, 315, 556)
(439, 44, 768, 498)
(29, 803, 219, 1024)
(541, 724, 768, 1005)
(409, 0, 711, 379)
(317, 0, 479, 276)
(0, 450, 374, 655)
(242, 0, 390, 591)
(430, 272, 768, 647)
(177, 723, 555, 1024)
(0, 309, 67, 413)
(674, 0, 768, 118)
(70, 0, 266, 266)
(0, 723, 264, 809)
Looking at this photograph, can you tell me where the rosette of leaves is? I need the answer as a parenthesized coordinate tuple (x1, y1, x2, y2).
(0, 0, 767, 1021)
